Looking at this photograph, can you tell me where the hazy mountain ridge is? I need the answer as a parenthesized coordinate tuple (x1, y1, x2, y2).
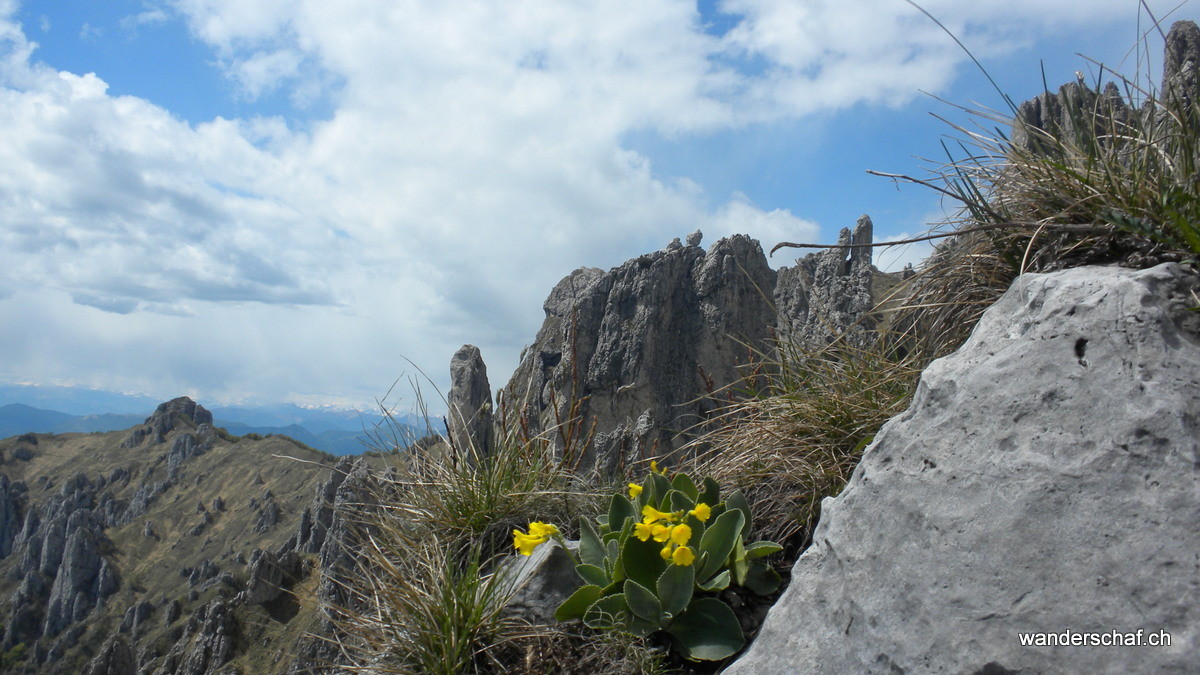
(0, 400, 436, 456)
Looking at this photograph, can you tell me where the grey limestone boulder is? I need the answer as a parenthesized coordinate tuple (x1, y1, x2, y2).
(726, 263, 1200, 673)
(497, 539, 580, 626)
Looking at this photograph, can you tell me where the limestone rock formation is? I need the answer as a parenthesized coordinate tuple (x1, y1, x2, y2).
(502, 234, 776, 470)
(447, 344, 494, 454)
(122, 397, 214, 448)
(0, 395, 340, 672)
(286, 458, 379, 673)
(782, 214, 875, 348)
(0, 473, 23, 558)
(83, 634, 136, 675)
(1014, 20, 1200, 160)
(1163, 20, 1200, 109)
(239, 549, 302, 605)
(726, 263, 1200, 673)
(500, 228, 878, 470)
(157, 599, 237, 675)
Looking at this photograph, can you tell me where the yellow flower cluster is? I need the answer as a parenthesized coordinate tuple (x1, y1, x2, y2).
(512, 521, 558, 556)
(633, 502, 711, 566)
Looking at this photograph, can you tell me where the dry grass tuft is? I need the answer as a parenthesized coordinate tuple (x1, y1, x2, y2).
(685, 339, 921, 548)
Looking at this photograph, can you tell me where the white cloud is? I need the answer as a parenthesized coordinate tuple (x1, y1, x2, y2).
(0, 0, 1188, 406)
(873, 232, 936, 274)
(710, 193, 819, 265)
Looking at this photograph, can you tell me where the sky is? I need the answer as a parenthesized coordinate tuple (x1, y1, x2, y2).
(0, 0, 1192, 413)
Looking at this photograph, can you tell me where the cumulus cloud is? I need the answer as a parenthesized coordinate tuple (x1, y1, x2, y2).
(710, 193, 819, 263)
(0, 0, 1182, 405)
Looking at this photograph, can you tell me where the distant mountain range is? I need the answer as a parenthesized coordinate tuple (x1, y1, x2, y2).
(0, 385, 441, 455)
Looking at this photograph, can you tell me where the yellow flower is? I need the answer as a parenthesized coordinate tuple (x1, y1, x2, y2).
(688, 503, 712, 522)
(660, 543, 674, 560)
(670, 523, 692, 546)
(628, 483, 643, 498)
(650, 460, 660, 473)
(650, 522, 672, 543)
(527, 521, 558, 538)
(641, 504, 676, 524)
(512, 530, 547, 556)
(671, 545, 695, 566)
(513, 522, 557, 556)
(634, 521, 654, 541)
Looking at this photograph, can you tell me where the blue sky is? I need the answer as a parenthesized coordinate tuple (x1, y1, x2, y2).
(0, 0, 1192, 413)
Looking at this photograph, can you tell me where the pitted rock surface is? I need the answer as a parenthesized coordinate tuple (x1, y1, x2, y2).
(726, 263, 1200, 674)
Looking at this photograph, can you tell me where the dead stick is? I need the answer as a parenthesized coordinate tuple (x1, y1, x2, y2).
(770, 222, 1111, 256)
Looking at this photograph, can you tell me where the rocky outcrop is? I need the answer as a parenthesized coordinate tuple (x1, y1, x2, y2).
(153, 599, 237, 675)
(167, 432, 210, 480)
(240, 549, 302, 605)
(727, 263, 1200, 673)
(285, 457, 354, 556)
(42, 510, 105, 637)
(0, 474, 24, 558)
(1163, 21, 1199, 110)
(447, 344, 494, 454)
(123, 397, 213, 448)
(1014, 21, 1200, 160)
(287, 458, 379, 673)
(251, 489, 280, 533)
(500, 228, 877, 470)
(502, 234, 776, 471)
(83, 633, 137, 675)
(780, 214, 875, 348)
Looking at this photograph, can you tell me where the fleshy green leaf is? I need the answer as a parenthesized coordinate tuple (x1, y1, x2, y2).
(657, 563, 694, 617)
(725, 489, 753, 539)
(745, 561, 782, 595)
(669, 489, 695, 513)
(666, 598, 745, 661)
(699, 476, 720, 506)
(583, 593, 629, 631)
(555, 584, 603, 622)
(671, 472, 700, 501)
(608, 538, 625, 583)
(698, 509, 744, 582)
(624, 579, 663, 624)
(684, 514, 706, 546)
(696, 568, 729, 592)
(579, 517, 604, 567)
(608, 494, 637, 533)
(575, 564, 608, 588)
(730, 537, 749, 586)
(621, 533, 667, 590)
(649, 473, 672, 506)
(744, 541, 783, 560)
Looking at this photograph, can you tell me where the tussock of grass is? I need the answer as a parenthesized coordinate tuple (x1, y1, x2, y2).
(685, 339, 921, 549)
(323, 387, 632, 674)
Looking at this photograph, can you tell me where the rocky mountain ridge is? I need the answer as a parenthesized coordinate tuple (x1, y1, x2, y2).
(0, 397, 380, 674)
